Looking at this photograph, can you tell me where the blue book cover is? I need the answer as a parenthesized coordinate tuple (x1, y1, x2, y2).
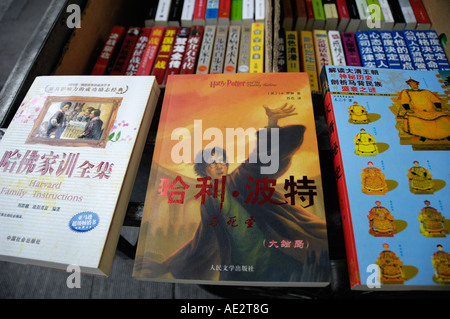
(205, 0, 219, 20)
(391, 31, 414, 70)
(424, 30, 450, 71)
(355, 31, 376, 68)
(367, 30, 389, 69)
(414, 30, 439, 71)
(379, 31, 402, 69)
(321, 65, 450, 290)
(403, 30, 428, 71)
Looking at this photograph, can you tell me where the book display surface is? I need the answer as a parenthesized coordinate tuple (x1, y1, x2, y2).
(321, 65, 450, 290)
(0, 76, 160, 276)
(133, 72, 331, 286)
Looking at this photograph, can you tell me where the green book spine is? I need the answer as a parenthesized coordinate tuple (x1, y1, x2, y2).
(231, 0, 243, 22)
(311, 0, 325, 20)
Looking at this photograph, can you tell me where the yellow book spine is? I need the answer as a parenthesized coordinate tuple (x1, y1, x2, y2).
(300, 30, 320, 92)
(250, 22, 264, 73)
(285, 30, 300, 72)
(313, 29, 331, 79)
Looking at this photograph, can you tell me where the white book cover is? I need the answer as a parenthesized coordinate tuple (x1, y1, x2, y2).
(242, 0, 255, 25)
(254, 0, 265, 22)
(0, 76, 160, 276)
(377, 0, 394, 30)
(181, 0, 196, 26)
(398, 0, 417, 29)
(155, 0, 173, 26)
(355, 0, 369, 31)
(328, 30, 346, 66)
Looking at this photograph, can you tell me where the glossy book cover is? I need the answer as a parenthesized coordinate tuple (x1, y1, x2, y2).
(321, 66, 450, 289)
(133, 73, 330, 286)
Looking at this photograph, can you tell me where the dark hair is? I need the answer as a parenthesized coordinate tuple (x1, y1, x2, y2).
(61, 102, 72, 109)
(194, 147, 228, 177)
(93, 109, 101, 117)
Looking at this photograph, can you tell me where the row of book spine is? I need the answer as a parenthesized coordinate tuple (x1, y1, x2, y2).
(283, 0, 433, 32)
(277, 28, 450, 92)
(91, 23, 265, 85)
(145, 0, 266, 27)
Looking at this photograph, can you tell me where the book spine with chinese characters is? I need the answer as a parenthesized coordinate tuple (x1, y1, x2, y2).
(218, 0, 232, 25)
(254, 0, 265, 22)
(151, 26, 180, 84)
(250, 22, 264, 73)
(110, 27, 141, 75)
(193, 0, 207, 25)
(355, 30, 376, 68)
(367, 30, 389, 68)
(223, 25, 241, 73)
(402, 29, 427, 70)
(408, 0, 431, 30)
(180, 25, 205, 74)
(424, 30, 450, 71)
(196, 25, 217, 73)
(237, 24, 251, 72)
(379, 30, 402, 69)
(391, 30, 414, 70)
(136, 26, 165, 76)
(312, 0, 326, 29)
(328, 30, 346, 66)
(242, 0, 254, 25)
(125, 27, 152, 76)
(398, 0, 417, 30)
(313, 30, 332, 77)
(285, 30, 300, 72)
(91, 26, 125, 75)
(206, 0, 219, 24)
(155, 0, 172, 26)
(277, 28, 287, 72)
(230, 0, 243, 25)
(181, 0, 196, 26)
(377, 0, 394, 30)
(341, 32, 361, 66)
(209, 25, 229, 73)
(163, 27, 191, 84)
(414, 30, 439, 71)
(300, 30, 320, 92)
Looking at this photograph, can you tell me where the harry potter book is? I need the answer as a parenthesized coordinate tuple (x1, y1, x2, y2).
(133, 72, 331, 286)
(321, 66, 450, 290)
(0, 76, 160, 276)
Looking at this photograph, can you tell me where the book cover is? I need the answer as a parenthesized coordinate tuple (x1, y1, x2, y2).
(285, 30, 300, 72)
(218, 0, 232, 25)
(168, 0, 185, 26)
(294, 0, 308, 31)
(224, 26, 241, 73)
(397, 0, 417, 30)
(320, 65, 450, 290)
(196, 25, 217, 74)
(366, 0, 385, 30)
(136, 27, 166, 76)
(392, 30, 414, 70)
(305, 0, 315, 31)
(254, 0, 266, 22)
(378, 0, 395, 30)
(341, 31, 362, 66)
(133, 72, 331, 286)
(163, 27, 192, 85)
(237, 25, 252, 73)
(387, 0, 406, 31)
(152, 27, 180, 84)
(414, 31, 439, 71)
(242, 0, 255, 25)
(277, 28, 287, 72)
(313, 30, 332, 78)
(282, 0, 294, 30)
(354, 0, 369, 31)
(336, 0, 350, 32)
(311, 0, 326, 30)
(181, 0, 196, 26)
(250, 22, 264, 73)
(91, 26, 125, 76)
(300, 30, 320, 92)
(193, 0, 207, 25)
(323, 3, 339, 31)
(206, 0, 220, 24)
(328, 30, 347, 66)
(379, 30, 402, 69)
(125, 27, 152, 76)
(0, 75, 160, 276)
(210, 26, 229, 74)
(230, 0, 243, 25)
(424, 30, 450, 71)
(408, 0, 431, 30)
(368, 30, 389, 68)
(180, 26, 205, 74)
(144, 2, 158, 27)
(155, 0, 173, 26)
(355, 30, 377, 68)
(110, 27, 141, 76)
(403, 30, 427, 71)
(345, 0, 361, 33)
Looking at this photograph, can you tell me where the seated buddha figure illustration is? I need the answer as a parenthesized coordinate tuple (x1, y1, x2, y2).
(348, 101, 369, 124)
(395, 78, 450, 149)
(361, 161, 388, 195)
(432, 244, 450, 284)
(407, 160, 434, 194)
(368, 201, 396, 237)
(376, 243, 405, 284)
(418, 200, 447, 238)
(354, 128, 378, 156)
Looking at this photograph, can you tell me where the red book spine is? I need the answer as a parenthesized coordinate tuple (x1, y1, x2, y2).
(193, 0, 207, 22)
(162, 27, 192, 85)
(306, 0, 314, 19)
(408, 0, 431, 26)
(180, 26, 205, 74)
(91, 26, 125, 75)
(151, 27, 180, 85)
(110, 27, 141, 75)
(336, 0, 350, 19)
(218, 0, 231, 20)
(125, 27, 153, 76)
(136, 27, 165, 76)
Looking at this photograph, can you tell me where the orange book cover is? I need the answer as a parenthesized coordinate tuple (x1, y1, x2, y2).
(133, 72, 330, 286)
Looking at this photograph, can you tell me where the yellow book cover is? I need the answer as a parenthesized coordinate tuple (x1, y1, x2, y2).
(133, 72, 330, 286)
(300, 30, 320, 93)
(285, 30, 301, 73)
(250, 22, 264, 73)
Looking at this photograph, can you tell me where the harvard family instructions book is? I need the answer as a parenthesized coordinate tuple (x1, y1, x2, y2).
(0, 76, 160, 276)
(133, 72, 331, 287)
